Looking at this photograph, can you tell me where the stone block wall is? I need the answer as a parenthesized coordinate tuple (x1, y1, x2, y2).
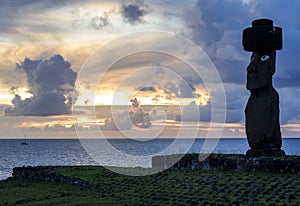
(152, 154, 300, 174)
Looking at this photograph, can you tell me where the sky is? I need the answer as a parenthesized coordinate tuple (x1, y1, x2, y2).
(0, 0, 300, 138)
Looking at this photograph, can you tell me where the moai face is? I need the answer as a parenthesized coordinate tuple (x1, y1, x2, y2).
(246, 51, 276, 90)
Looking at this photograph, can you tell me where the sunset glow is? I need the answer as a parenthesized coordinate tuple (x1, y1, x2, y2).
(0, 0, 299, 138)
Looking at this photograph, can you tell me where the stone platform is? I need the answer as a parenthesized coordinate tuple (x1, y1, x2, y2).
(246, 148, 286, 157)
(152, 154, 300, 174)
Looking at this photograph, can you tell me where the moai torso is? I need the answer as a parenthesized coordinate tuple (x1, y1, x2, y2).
(245, 51, 282, 150)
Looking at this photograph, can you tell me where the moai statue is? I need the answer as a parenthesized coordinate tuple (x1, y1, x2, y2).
(242, 19, 285, 157)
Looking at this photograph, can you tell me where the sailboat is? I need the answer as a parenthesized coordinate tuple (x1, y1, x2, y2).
(22, 134, 28, 145)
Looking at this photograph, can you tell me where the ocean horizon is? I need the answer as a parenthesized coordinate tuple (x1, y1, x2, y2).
(1, 138, 299, 181)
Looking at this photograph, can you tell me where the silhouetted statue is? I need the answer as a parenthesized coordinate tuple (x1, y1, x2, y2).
(242, 19, 285, 157)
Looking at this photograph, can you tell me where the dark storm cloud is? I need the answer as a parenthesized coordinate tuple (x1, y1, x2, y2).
(182, 0, 300, 124)
(5, 55, 77, 116)
(183, 0, 251, 85)
(183, 0, 300, 87)
(256, 0, 300, 88)
(120, 0, 150, 24)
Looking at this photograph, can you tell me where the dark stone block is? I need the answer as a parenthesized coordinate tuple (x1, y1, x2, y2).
(252, 19, 273, 27)
(246, 149, 286, 157)
(152, 154, 300, 174)
(242, 18, 282, 52)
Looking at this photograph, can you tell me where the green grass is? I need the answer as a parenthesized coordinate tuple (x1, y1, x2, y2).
(1, 166, 299, 206)
(0, 178, 116, 205)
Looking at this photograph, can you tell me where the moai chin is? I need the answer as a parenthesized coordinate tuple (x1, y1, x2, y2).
(242, 19, 285, 157)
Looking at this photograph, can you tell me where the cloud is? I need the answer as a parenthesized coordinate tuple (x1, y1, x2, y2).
(5, 54, 77, 116)
(175, 101, 200, 122)
(173, 83, 247, 123)
(278, 88, 300, 124)
(138, 86, 157, 92)
(182, 0, 300, 124)
(0, 0, 69, 35)
(44, 124, 75, 131)
(182, 0, 300, 86)
(101, 98, 151, 130)
(0, 0, 66, 7)
(89, 15, 111, 30)
(120, 0, 150, 24)
(182, 0, 251, 85)
(223, 84, 248, 123)
(134, 85, 176, 104)
(101, 113, 132, 130)
(70, 7, 115, 31)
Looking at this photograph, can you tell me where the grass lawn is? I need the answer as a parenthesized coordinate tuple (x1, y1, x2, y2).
(0, 166, 299, 205)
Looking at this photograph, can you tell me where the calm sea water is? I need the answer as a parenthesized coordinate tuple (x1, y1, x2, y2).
(0, 138, 299, 180)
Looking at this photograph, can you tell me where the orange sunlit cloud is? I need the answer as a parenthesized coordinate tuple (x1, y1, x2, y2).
(16, 118, 75, 129)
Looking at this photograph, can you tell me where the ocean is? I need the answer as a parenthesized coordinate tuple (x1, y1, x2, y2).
(0, 138, 299, 181)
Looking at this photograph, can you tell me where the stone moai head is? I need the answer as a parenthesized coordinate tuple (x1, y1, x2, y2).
(242, 19, 283, 90)
(246, 51, 275, 90)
